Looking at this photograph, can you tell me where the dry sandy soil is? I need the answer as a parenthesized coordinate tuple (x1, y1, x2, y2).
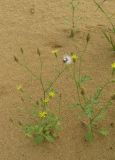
(0, 0, 115, 160)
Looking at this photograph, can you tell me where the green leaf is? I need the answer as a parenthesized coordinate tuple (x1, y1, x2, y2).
(85, 131, 94, 142)
(93, 100, 112, 122)
(64, 17, 69, 25)
(94, 87, 102, 98)
(34, 135, 44, 144)
(94, 112, 106, 122)
(24, 125, 34, 136)
(85, 106, 94, 118)
(68, 103, 81, 109)
(34, 125, 44, 134)
(31, 109, 38, 117)
(45, 135, 55, 143)
(78, 75, 92, 86)
(99, 128, 109, 136)
(111, 79, 115, 83)
(87, 87, 102, 108)
(55, 124, 61, 132)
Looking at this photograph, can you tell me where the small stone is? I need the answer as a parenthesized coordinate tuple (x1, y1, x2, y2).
(30, 7, 35, 14)
(18, 121, 23, 126)
(9, 118, 13, 123)
(110, 147, 113, 150)
(21, 97, 24, 102)
(80, 87, 85, 96)
(110, 122, 114, 127)
(111, 94, 115, 100)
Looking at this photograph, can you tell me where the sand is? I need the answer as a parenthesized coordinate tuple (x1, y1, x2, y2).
(0, 0, 115, 160)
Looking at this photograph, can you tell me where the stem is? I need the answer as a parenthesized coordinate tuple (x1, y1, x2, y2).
(91, 100, 112, 124)
(89, 119, 93, 132)
(73, 63, 85, 112)
(19, 50, 40, 81)
(58, 93, 62, 116)
(72, 0, 75, 31)
(70, 0, 75, 37)
(76, 41, 89, 103)
(39, 55, 46, 109)
(94, 0, 115, 32)
(77, 39, 89, 81)
(90, 77, 113, 124)
(19, 62, 40, 81)
(45, 67, 66, 93)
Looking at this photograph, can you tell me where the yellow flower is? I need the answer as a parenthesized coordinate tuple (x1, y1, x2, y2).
(16, 85, 23, 91)
(51, 49, 59, 57)
(49, 91, 55, 98)
(39, 111, 47, 119)
(111, 63, 115, 69)
(42, 98, 49, 104)
(71, 54, 78, 62)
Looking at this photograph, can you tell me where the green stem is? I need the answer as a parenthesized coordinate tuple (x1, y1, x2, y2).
(19, 62, 40, 81)
(89, 119, 93, 131)
(39, 55, 46, 110)
(91, 100, 112, 124)
(94, 0, 115, 32)
(58, 93, 62, 116)
(19, 51, 40, 81)
(72, 0, 75, 31)
(76, 41, 89, 103)
(90, 77, 113, 124)
(45, 67, 66, 93)
(73, 63, 85, 112)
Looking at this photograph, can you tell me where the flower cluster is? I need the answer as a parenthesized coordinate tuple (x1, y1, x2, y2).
(63, 53, 78, 64)
(71, 53, 78, 62)
(38, 91, 56, 119)
(42, 98, 49, 105)
(42, 90, 55, 104)
(16, 85, 23, 92)
(112, 62, 115, 70)
(111, 62, 115, 74)
(51, 49, 59, 58)
(49, 90, 55, 98)
(39, 111, 48, 119)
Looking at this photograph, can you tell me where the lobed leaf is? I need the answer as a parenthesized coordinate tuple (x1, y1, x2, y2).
(34, 135, 44, 144)
(77, 75, 92, 87)
(45, 135, 55, 143)
(99, 128, 109, 136)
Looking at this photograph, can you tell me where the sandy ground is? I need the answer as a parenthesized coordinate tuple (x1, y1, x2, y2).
(0, 0, 115, 160)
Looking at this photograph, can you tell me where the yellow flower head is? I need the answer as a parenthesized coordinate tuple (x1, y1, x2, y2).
(51, 49, 59, 57)
(49, 91, 55, 98)
(16, 85, 23, 92)
(71, 54, 78, 62)
(39, 111, 47, 119)
(42, 98, 49, 104)
(111, 63, 115, 69)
